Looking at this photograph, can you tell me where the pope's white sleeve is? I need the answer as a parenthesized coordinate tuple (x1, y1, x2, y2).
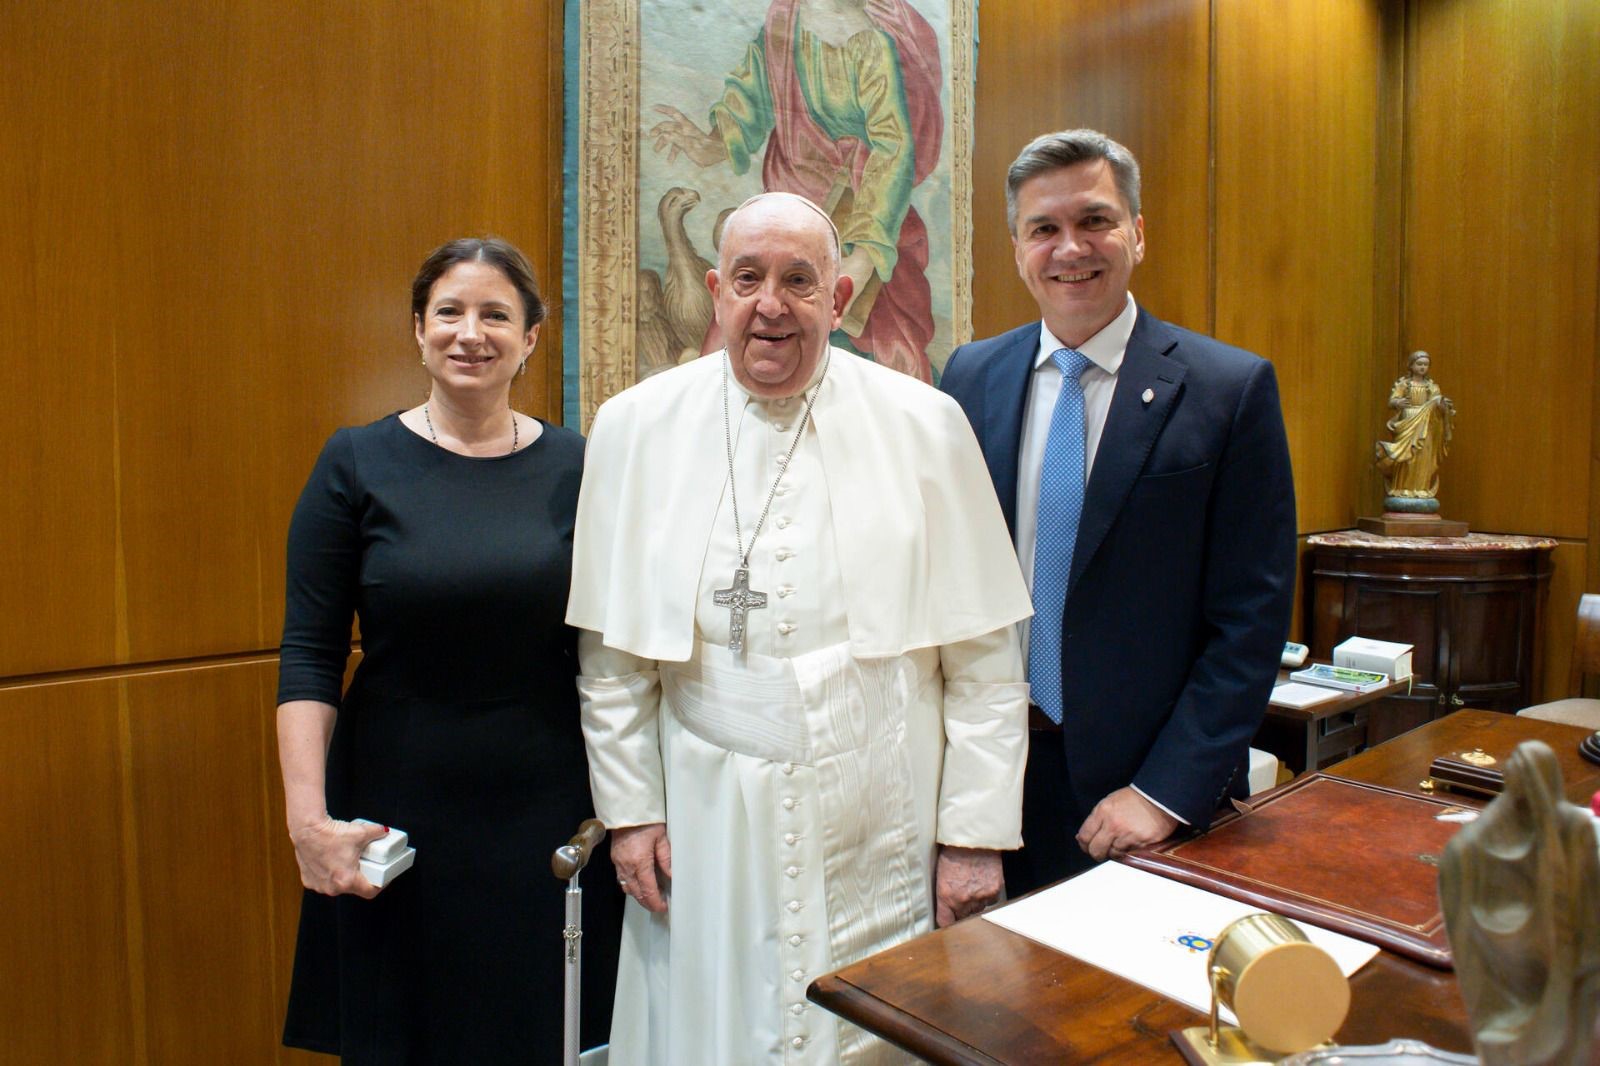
(935, 625, 1029, 850)
(576, 628, 667, 828)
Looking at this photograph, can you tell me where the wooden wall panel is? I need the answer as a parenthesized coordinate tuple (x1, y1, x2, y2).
(1402, 0, 1598, 539)
(0, 0, 566, 676)
(2, 0, 566, 1060)
(1, 661, 331, 1065)
(1215, 0, 1386, 535)
(0, 6, 122, 677)
(1544, 541, 1589, 702)
(123, 661, 286, 1061)
(0, 680, 136, 1063)
(971, 0, 1211, 345)
(1402, 0, 1599, 698)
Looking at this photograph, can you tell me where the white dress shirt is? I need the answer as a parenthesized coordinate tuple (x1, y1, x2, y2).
(1015, 294, 1138, 615)
(1012, 295, 1186, 823)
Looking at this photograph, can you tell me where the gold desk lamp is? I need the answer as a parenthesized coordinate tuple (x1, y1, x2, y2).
(1173, 913, 1350, 1066)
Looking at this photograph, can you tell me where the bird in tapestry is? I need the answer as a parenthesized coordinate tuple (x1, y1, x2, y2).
(637, 186, 717, 376)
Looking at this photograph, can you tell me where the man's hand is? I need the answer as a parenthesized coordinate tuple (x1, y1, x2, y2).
(1075, 787, 1180, 861)
(934, 846, 1003, 927)
(611, 823, 673, 913)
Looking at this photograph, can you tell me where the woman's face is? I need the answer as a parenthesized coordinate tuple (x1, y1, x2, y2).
(414, 261, 537, 399)
(1410, 354, 1430, 376)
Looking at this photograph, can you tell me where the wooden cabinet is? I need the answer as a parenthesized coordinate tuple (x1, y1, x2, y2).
(1305, 532, 1555, 746)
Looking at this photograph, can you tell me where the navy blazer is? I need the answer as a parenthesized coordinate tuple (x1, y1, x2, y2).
(941, 307, 1296, 828)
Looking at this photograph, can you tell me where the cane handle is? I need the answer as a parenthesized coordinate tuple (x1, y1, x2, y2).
(551, 818, 607, 880)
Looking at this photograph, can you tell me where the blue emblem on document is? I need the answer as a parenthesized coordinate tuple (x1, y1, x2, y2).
(1166, 932, 1214, 954)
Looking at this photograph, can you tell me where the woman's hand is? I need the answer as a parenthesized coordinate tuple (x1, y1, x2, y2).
(288, 816, 391, 899)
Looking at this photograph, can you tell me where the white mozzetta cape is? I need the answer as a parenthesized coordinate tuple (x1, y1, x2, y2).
(567, 348, 1032, 659)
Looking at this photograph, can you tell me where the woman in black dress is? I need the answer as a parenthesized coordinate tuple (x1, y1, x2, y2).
(275, 238, 619, 1062)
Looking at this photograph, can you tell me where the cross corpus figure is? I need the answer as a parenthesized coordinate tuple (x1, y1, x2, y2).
(713, 567, 768, 652)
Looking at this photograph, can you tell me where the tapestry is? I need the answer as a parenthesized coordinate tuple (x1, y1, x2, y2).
(563, 0, 977, 428)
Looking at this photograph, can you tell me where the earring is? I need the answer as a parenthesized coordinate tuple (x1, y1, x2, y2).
(517, 359, 528, 378)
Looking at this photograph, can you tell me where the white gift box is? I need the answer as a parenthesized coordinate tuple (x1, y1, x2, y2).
(353, 819, 415, 887)
(353, 821, 410, 863)
(360, 847, 416, 888)
(1333, 636, 1413, 681)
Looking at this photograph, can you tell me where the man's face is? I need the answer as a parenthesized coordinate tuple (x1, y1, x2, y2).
(707, 200, 851, 399)
(1011, 159, 1144, 347)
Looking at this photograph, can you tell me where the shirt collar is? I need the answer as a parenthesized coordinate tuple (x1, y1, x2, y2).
(1033, 293, 1138, 375)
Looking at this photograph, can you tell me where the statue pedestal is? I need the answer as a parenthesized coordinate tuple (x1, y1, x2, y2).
(1356, 512, 1469, 538)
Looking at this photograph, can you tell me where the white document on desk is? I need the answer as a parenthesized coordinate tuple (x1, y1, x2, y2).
(982, 862, 1380, 1022)
(1269, 681, 1344, 708)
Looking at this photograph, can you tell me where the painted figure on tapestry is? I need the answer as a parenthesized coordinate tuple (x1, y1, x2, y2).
(1375, 350, 1455, 508)
(649, 0, 944, 382)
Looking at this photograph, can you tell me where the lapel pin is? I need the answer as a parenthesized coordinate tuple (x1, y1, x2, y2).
(1141, 388, 1155, 405)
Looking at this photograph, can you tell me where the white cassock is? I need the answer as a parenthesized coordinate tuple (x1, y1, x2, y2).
(568, 350, 1032, 1066)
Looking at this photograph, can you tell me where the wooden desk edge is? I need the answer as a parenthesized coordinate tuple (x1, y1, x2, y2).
(808, 975, 1005, 1066)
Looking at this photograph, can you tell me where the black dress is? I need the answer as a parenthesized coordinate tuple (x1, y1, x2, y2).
(277, 414, 620, 1063)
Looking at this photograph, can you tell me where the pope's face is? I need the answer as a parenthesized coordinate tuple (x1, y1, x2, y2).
(1012, 159, 1144, 347)
(707, 201, 850, 399)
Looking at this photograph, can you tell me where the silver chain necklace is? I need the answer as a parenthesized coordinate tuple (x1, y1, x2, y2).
(423, 402, 518, 454)
(712, 350, 831, 652)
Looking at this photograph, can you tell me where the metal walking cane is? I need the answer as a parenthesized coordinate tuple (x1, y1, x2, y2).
(552, 818, 607, 1066)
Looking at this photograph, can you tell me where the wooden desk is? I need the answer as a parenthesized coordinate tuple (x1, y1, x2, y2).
(810, 909, 1469, 1064)
(1256, 668, 1410, 774)
(809, 710, 1597, 1064)
(1325, 708, 1599, 805)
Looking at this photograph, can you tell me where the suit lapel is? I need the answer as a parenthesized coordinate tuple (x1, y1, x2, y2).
(1070, 310, 1186, 592)
(981, 324, 1039, 538)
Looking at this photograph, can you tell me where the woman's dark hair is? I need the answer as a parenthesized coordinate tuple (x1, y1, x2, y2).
(411, 237, 546, 329)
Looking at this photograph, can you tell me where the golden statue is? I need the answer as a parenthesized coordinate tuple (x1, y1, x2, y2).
(1439, 741, 1600, 1065)
(1375, 350, 1455, 512)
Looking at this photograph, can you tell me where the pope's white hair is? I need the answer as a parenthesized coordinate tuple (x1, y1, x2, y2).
(717, 191, 842, 274)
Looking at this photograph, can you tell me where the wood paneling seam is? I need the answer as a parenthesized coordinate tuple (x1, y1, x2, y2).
(115, 681, 150, 1065)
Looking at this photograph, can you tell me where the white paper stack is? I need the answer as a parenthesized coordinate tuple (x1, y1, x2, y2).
(1269, 681, 1343, 709)
(1333, 636, 1413, 681)
(983, 862, 1379, 1021)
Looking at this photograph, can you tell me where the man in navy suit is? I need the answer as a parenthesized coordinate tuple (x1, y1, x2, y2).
(941, 129, 1296, 893)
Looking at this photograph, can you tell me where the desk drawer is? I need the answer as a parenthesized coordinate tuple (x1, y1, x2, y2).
(1315, 708, 1368, 765)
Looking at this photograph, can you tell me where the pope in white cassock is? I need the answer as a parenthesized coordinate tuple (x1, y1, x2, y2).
(567, 192, 1032, 1065)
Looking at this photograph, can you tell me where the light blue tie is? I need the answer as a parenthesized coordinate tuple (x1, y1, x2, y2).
(1030, 348, 1091, 725)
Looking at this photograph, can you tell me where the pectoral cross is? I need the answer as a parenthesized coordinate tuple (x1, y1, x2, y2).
(712, 567, 767, 653)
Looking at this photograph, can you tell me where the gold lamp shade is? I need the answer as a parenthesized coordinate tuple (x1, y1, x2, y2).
(1175, 913, 1351, 1065)
(1213, 914, 1349, 1052)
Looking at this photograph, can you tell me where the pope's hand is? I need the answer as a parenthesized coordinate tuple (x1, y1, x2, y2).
(288, 815, 389, 899)
(1075, 787, 1179, 861)
(612, 823, 673, 913)
(934, 846, 1003, 927)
